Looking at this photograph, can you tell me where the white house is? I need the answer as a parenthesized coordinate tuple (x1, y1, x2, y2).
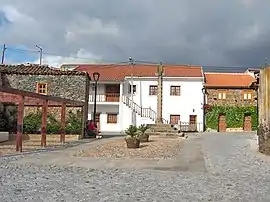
(74, 64, 205, 132)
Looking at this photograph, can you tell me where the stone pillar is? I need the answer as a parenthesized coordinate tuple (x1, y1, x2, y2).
(156, 62, 163, 124)
(258, 66, 270, 154)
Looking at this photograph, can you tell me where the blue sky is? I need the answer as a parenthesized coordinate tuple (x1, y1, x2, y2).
(0, 11, 38, 64)
(3, 45, 38, 64)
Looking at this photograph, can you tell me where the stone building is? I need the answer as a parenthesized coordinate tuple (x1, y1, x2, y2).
(203, 72, 257, 132)
(204, 72, 257, 106)
(0, 64, 90, 130)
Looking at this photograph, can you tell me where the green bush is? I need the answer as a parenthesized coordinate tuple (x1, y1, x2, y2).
(23, 111, 42, 133)
(66, 111, 82, 134)
(206, 105, 257, 130)
(47, 114, 61, 134)
(23, 110, 82, 134)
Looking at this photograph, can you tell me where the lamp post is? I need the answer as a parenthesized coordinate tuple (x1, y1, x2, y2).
(129, 57, 135, 125)
(93, 72, 100, 124)
(202, 88, 207, 132)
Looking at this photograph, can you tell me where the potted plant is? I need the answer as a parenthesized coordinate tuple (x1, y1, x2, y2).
(138, 124, 150, 142)
(125, 125, 141, 148)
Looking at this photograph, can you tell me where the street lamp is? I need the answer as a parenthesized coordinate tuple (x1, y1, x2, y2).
(201, 88, 207, 132)
(129, 57, 135, 125)
(93, 72, 100, 124)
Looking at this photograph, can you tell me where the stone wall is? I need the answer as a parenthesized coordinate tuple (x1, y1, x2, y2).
(0, 73, 17, 132)
(5, 74, 87, 102)
(206, 88, 257, 106)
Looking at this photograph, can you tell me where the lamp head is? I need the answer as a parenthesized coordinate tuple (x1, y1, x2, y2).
(93, 72, 100, 81)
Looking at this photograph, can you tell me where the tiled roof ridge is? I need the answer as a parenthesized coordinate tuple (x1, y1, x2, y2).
(0, 63, 89, 76)
(73, 63, 202, 68)
(205, 72, 252, 75)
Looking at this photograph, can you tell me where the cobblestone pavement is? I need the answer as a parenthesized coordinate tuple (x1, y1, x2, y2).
(1, 132, 270, 202)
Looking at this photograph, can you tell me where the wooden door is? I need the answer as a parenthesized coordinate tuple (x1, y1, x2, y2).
(243, 115, 252, 132)
(105, 84, 120, 102)
(218, 114, 226, 132)
(189, 115, 197, 131)
(170, 115, 180, 125)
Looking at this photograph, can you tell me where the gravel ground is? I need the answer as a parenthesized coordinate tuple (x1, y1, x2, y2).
(1, 132, 270, 201)
(75, 136, 183, 159)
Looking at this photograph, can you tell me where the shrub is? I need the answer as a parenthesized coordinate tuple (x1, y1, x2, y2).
(23, 111, 42, 133)
(23, 111, 61, 134)
(125, 125, 141, 139)
(66, 111, 82, 134)
(23, 110, 82, 134)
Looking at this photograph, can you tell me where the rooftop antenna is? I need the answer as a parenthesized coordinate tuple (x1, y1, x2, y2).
(36, 45, 43, 66)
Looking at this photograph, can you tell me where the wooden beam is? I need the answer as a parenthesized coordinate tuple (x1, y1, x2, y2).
(60, 103, 66, 143)
(80, 106, 85, 139)
(16, 95, 24, 152)
(41, 100, 48, 147)
(0, 86, 84, 106)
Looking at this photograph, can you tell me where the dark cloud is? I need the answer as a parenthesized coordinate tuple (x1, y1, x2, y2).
(0, 0, 270, 68)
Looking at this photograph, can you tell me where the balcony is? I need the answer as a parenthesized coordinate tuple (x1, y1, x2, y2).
(89, 93, 120, 102)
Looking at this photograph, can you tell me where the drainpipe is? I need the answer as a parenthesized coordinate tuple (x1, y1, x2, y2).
(140, 79, 142, 114)
(202, 87, 206, 132)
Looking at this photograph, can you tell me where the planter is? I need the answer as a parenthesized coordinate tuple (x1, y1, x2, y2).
(125, 138, 140, 148)
(139, 134, 149, 142)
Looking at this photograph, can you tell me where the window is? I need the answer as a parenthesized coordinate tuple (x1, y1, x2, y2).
(170, 86, 181, 96)
(128, 85, 136, 94)
(107, 114, 118, 124)
(242, 90, 253, 100)
(218, 91, 226, 99)
(36, 83, 47, 95)
(170, 115, 180, 125)
(189, 115, 197, 124)
(149, 85, 158, 95)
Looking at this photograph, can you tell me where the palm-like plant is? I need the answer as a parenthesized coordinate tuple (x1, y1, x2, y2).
(125, 125, 141, 139)
(138, 124, 150, 135)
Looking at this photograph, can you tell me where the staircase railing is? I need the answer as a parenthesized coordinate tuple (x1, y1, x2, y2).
(122, 95, 169, 123)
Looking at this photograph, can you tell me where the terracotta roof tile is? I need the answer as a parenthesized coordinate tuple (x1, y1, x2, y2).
(74, 64, 203, 81)
(204, 72, 255, 87)
(0, 64, 88, 76)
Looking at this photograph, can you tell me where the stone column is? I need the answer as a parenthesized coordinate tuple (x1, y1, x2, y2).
(258, 66, 270, 154)
(156, 62, 164, 124)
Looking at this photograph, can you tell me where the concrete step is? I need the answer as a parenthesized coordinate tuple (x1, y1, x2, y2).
(147, 123, 172, 127)
(147, 124, 174, 130)
(148, 128, 178, 132)
(146, 131, 181, 136)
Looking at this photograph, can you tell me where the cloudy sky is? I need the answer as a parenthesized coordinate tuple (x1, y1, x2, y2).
(0, 0, 269, 70)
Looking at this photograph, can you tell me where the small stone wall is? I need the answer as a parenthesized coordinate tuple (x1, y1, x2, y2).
(9, 133, 80, 141)
(226, 128, 244, 132)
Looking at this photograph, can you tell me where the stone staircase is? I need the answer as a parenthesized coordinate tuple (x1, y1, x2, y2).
(122, 95, 169, 123)
(146, 123, 183, 137)
(122, 96, 184, 137)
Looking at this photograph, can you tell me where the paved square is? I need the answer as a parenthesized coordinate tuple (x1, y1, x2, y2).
(1, 132, 270, 201)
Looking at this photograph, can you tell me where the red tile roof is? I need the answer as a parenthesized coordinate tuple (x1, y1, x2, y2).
(74, 64, 203, 81)
(0, 64, 88, 76)
(204, 72, 255, 87)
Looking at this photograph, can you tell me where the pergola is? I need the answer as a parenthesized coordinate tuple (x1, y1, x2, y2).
(0, 86, 85, 152)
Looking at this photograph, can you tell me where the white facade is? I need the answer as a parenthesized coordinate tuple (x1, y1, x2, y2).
(88, 76, 204, 133)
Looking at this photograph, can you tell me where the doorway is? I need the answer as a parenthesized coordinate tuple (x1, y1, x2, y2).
(243, 113, 252, 132)
(105, 84, 120, 102)
(218, 113, 226, 132)
(189, 115, 197, 131)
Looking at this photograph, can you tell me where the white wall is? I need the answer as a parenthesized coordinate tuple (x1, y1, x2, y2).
(88, 104, 121, 132)
(87, 78, 204, 132)
(122, 77, 204, 131)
